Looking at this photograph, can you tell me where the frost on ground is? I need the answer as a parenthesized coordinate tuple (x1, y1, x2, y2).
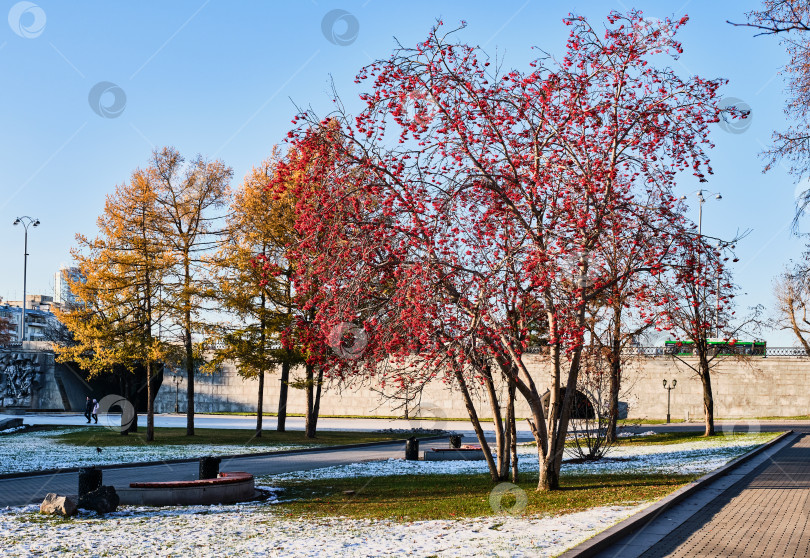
(0, 428, 303, 474)
(617, 430, 657, 438)
(269, 432, 779, 481)
(0, 499, 649, 557)
(0, 432, 779, 557)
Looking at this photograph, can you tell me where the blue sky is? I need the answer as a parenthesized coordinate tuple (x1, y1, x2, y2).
(0, 1, 801, 343)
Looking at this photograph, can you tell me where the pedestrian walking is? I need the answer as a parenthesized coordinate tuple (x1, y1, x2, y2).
(84, 396, 93, 424)
(91, 399, 99, 424)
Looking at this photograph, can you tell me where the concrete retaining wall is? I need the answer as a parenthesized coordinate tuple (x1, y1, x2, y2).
(153, 355, 810, 421)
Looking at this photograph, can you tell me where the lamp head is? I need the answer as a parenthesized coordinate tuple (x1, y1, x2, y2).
(663, 379, 667, 388)
(13, 218, 20, 225)
(672, 379, 677, 387)
(33, 220, 40, 227)
(715, 194, 722, 200)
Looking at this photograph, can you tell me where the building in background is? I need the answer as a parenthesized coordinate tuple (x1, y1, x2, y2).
(2, 296, 60, 343)
(54, 266, 81, 307)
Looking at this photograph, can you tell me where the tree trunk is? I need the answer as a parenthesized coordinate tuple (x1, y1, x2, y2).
(699, 356, 715, 436)
(256, 290, 266, 437)
(606, 352, 621, 443)
(312, 367, 323, 433)
(507, 375, 518, 483)
(454, 364, 501, 482)
(255, 369, 264, 437)
(277, 360, 290, 432)
(480, 363, 508, 480)
(185, 323, 194, 436)
(305, 365, 323, 438)
(184, 254, 194, 437)
(304, 363, 314, 437)
(146, 361, 154, 441)
(606, 304, 623, 444)
(278, 277, 292, 433)
(538, 449, 559, 491)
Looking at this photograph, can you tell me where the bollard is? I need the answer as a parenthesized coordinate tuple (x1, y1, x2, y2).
(78, 467, 102, 498)
(199, 456, 222, 479)
(449, 435, 462, 448)
(405, 437, 419, 461)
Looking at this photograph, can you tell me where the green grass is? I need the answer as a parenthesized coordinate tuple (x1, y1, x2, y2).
(618, 417, 810, 424)
(554, 431, 780, 449)
(52, 427, 436, 448)
(616, 419, 687, 425)
(611, 431, 781, 446)
(745, 415, 810, 421)
(271, 472, 698, 521)
(205, 411, 478, 422)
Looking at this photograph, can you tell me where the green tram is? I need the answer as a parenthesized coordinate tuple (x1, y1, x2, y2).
(664, 339, 766, 356)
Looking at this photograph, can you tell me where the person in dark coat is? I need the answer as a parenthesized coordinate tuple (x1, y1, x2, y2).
(84, 396, 93, 423)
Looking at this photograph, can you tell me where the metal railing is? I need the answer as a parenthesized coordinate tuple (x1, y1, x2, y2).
(524, 346, 810, 357)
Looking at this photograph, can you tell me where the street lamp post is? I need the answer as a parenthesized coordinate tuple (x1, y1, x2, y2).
(663, 379, 677, 423)
(173, 372, 179, 414)
(681, 190, 722, 337)
(12, 216, 40, 342)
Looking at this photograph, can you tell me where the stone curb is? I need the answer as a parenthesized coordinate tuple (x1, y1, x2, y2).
(557, 430, 796, 558)
(0, 434, 448, 480)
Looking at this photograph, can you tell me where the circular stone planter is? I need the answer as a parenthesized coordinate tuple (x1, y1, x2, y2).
(117, 472, 256, 506)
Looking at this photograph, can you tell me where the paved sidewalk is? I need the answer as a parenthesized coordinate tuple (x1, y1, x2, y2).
(595, 433, 810, 557)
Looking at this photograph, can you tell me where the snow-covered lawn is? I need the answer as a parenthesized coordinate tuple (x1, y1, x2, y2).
(0, 428, 304, 474)
(0, 498, 651, 557)
(269, 431, 779, 481)
(0, 431, 781, 557)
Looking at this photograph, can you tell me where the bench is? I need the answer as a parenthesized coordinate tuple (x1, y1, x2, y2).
(118, 472, 256, 506)
(129, 471, 253, 489)
(422, 446, 492, 461)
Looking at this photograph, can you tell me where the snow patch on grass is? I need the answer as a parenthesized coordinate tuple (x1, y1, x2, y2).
(617, 430, 657, 438)
(0, 428, 303, 474)
(266, 433, 776, 481)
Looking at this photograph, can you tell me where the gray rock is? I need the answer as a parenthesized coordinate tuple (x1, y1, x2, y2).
(40, 493, 77, 516)
(78, 485, 119, 514)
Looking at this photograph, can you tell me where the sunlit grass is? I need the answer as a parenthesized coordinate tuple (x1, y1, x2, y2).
(271, 472, 697, 521)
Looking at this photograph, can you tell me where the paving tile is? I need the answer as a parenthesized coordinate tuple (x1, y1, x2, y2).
(635, 434, 810, 557)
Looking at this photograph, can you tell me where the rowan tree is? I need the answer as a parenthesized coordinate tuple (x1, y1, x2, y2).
(583, 192, 680, 442)
(281, 12, 726, 489)
(655, 232, 753, 436)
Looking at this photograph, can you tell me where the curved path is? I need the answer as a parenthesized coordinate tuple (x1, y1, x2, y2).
(0, 437, 449, 508)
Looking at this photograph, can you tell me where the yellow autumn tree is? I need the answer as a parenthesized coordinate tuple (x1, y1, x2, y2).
(149, 147, 232, 436)
(207, 151, 303, 436)
(56, 170, 170, 441)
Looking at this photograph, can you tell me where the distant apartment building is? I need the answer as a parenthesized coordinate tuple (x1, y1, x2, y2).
(0, 300, 56, 342)
(54, 265, 82, 307)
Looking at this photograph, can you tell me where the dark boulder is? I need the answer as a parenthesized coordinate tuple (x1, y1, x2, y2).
(78, 485, 120, 514)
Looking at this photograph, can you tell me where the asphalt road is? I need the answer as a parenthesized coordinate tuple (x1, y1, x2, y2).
(6, 411, 810, 437)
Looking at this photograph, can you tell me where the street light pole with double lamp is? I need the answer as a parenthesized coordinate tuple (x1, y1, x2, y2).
(12, 216, 40, 342)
